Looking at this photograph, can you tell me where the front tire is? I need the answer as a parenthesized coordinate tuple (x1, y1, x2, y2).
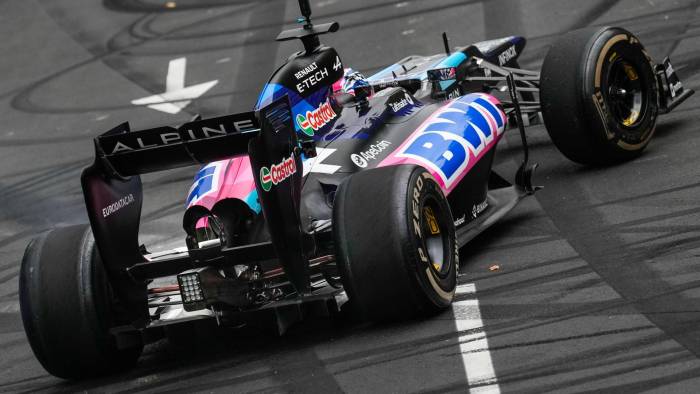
(540, 26, 659, 164)
(333, 165, 458, 321)
(19, 225, 143, 379)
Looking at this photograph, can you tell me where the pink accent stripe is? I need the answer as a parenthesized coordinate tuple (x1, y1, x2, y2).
(378, 93, 505, 195)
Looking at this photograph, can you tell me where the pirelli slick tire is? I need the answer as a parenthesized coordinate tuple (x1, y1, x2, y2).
(19, 225, 142, 380)
(333, 165, 458, 321)
(540, 26, 659, 165)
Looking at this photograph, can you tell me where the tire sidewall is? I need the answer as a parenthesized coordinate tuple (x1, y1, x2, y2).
(80, 231, 126, 358)
(582, 28, 659, 156)
(404, 170, 458, 310)
(19, 225, 141, 379)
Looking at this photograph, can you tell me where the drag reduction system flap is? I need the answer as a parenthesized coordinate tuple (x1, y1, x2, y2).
(81, 96, 309, 324)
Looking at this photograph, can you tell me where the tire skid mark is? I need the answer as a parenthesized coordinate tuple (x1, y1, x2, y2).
(56, 278, 700, 393)
(335, 324, 670, 385)
(0, 160, 85, 199)
(568, 366, 700, 394)
(18, 0, 697, 116)
(514, 2, 700, 67)
(0, 230, 38, 250)
(466, 255, 579, 282)
(633, 234, 700, 260)
(423, 317, 690, 392)
(2, 1, 699, 392)
(453, 325, 655, 357)
(0, 375, 49, 390)
(112, 299, 621, 393)
(13, 0, 478, 117)
(105, 0, 492, 57)
(0, 158, 87, 180)
(227, 0, 286, 113)
(158, 0, 469, 41)
(587, 180, 700, 208)
(465, 344, 694, 394)
(537, 174, 700, 358)
(478, 235, 561, 251)
(10, 8, 237, 116)
(102, 0, 255, 13)
(155, 348, 345, 394)
(590, 206, 700, 232)
(0, 290, 19, 302)
(464, 266, 593, 298)
(661, 0, 700, 58)
(459, 281, 700, 390)
(0, 266, 19, 287)
(623, 229, 700, 253)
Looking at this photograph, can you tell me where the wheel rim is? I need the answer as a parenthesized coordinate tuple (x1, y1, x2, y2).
(605, 58, 647, 129)
(421, 197, 449, 277)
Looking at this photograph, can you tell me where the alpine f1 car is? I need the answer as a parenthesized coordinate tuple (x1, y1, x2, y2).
(19, 0, 693, 379)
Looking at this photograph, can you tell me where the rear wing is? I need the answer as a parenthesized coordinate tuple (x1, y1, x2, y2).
(94, 112, 260, 177)
(81, 97, 309, 324)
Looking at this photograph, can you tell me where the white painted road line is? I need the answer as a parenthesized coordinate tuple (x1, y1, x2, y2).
(132, 57, 218, 114)
(453, 283, 501, 393)
(0, 301, 20, 314)
(456, 282, 476, 295)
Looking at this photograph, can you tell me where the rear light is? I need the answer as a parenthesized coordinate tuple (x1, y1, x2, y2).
(177, 270, 206, 311)
(176, 266, 252, 312)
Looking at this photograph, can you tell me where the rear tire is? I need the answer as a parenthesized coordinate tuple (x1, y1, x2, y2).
(19, 225, 142, 379)
(540, 26, 659, 164)
(333, 165, 458, 321)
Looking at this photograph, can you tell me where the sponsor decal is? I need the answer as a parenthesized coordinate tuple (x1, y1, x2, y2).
(446, 89, 460, 99)
(294, 62, 318, 80)
(429, 67, 457, 81)
(260, 155, 297, 192)
(397, 95, 505, 189)
(296, 67, 329, 93)
(423, 206, 441, 235)
(102, 194, 135, 218)
(109, 117, 257, 155)
(663, 59, 683, 98)
(454, 214, 466, 226)
(592, 91, 613, 138)
(350, 154, 368, 168)
(670, 81, 683, 98)
(498, 45, 517, 66)
(412, 175, 427, 258)
(412, 172, 456, 298)
(665, 62, 675, 77)
(296, 100, 337, 136)
(472, 199, 488, 218)
(350, 140, 392, 168)
(333, 56, 342, 71)
(187, 163, 220, 205)
(303, 147, 341, 175)
(389, 94, 414, 113)
(373, 78, 401, 90)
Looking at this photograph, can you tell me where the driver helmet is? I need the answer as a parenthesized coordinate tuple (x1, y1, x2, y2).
(333, 68, 372, 97)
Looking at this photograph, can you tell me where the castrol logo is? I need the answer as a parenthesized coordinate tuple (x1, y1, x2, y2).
(296, 101, 337, 136)
(260, 155, 297, 192)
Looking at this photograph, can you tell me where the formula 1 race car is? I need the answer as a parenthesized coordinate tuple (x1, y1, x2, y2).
(19, 0, 693, 380)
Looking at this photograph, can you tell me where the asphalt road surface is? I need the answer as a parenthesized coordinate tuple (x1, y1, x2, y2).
(2, 0, 700, 392)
